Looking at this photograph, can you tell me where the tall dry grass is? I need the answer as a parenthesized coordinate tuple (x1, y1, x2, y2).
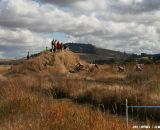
(0, 65, 10, 74)
(2, 51, 160, 129)
(0, 74, 134, 130)
(47, 64, 160, 121)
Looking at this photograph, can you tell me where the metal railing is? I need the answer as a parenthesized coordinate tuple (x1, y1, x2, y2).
(125, 99, 160, 128)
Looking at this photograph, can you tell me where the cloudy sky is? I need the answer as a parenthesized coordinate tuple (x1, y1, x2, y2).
(0, 0, 160, 58)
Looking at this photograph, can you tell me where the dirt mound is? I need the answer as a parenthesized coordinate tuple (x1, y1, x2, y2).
(9, 51, 87, 75)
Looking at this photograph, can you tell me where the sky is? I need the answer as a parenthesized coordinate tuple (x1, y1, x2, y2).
(0, 0, 160, 58)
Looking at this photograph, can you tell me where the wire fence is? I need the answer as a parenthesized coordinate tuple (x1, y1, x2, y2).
(125, 99, 160, 128)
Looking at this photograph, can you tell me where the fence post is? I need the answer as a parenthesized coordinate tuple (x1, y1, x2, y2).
(126, 99, 128, 128)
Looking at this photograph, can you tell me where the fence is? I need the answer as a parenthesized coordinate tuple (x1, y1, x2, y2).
(125, 99, 160, 128)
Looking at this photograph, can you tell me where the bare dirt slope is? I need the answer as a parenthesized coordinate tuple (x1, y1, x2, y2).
(9, 50, 89, 75)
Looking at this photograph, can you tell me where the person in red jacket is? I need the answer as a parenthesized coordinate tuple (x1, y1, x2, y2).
(57, 41, 60, 50)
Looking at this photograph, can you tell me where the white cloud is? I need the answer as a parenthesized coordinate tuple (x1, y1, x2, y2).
(0, 0, 160, 58)
(0, 26, 50, 46)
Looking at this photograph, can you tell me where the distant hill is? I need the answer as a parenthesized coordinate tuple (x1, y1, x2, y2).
(65, 43, 96, 54)
(0, 59, 24, 65)
(1, 43, 159, 65)
(65, 43, 129, 63)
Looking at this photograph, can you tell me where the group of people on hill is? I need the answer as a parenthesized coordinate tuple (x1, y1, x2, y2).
(51, 39, 67, 53)
(26, 39, 68, 60)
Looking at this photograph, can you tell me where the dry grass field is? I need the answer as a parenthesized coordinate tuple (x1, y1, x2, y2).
(1, 50, 160, 129)
(0, 65, 10, 80)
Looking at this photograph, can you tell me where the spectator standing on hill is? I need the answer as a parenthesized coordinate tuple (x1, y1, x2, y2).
(45, 46, 48, 51)
(63, 44, 68, 50)
(61, 43, 63, 50)
(57, 41, 60, 50)
(51, 39, 55, 52)
(54, 40, 57, 53)
(27, 51, 30, 60)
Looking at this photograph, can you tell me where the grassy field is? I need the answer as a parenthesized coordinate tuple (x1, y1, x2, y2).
(0, 68, 132, 130)
(0, 51, 160, 129)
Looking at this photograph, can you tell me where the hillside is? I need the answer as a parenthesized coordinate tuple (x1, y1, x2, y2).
(9, 50, 88, 75)
(66, 43, 129, 62)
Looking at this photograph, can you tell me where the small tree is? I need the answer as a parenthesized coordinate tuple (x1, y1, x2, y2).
(112, 57, 121, 65)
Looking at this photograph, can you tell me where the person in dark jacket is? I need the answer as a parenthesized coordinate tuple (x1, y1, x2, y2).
(61, 43, 63, 50)
(63, 44, 68, 50)
(54, 40, 57, 53)
(51, 39, 55, 52)
(27, 51, 30, 60)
